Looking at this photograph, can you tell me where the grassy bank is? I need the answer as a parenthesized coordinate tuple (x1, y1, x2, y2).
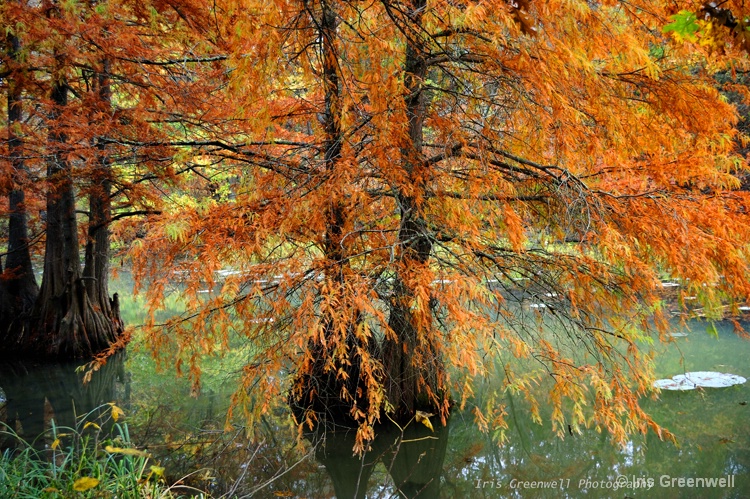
(0, 405, 208, 499)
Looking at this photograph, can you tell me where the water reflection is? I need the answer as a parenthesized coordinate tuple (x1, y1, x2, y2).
(0, 319, 747, 497)
(310, 418, 450, 498)
(0, 352, 128, 450)
(440, 385, 749, 498)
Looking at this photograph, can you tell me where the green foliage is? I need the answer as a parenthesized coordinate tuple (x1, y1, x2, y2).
(663, 10, 700, 42)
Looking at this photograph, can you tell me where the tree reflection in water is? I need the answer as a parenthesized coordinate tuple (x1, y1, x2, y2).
(0, 351, 128, 451)
(309, 418, 450, 498)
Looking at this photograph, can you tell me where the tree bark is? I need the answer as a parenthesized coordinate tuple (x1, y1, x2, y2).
(83, 57, 123, 334)
(0, 258, 5, 326)
(29, 47, 122, 358)
(1, 26, 39, 345)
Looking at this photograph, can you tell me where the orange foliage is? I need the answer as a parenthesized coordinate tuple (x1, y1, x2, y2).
(7, 1, 750, 450)
(128, 0, 750, 450)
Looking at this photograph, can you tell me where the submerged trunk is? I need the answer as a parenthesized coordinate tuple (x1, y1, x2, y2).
(0, 351, 127, 451)
(382, 421, 450, 498)
(311, 425, 387, 499)
(1, 28, 39, 345)
(311, 420, 450, 499)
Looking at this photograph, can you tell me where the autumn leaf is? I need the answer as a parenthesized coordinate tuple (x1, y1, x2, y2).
(415, 411, 434, 432)
(105, 445, 149, 457)
(7, 0, 750, 459)
(510, 0, 538, 36)
(72, 477, 100, 492)
(147, 465, 165, 481)
(51, 432, 71, 450)
(109, 403, 125, 422)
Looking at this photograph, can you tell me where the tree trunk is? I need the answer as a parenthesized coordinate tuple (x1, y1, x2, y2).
(381, 0, 446, 417)
(1, 27, 39, 346)
(0, 258, 5, 327)
(290, 0, 370, 424)
(29, 56, 121, 358)
(83, 57, 123, 335)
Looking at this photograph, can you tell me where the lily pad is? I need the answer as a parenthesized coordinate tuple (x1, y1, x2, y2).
(676, 371, 747, 388)
(653, 378, 695, 391)
(653, 371, 747, 391)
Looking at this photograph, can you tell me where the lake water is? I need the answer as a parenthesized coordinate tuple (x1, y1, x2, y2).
(0, 317, 748, 498)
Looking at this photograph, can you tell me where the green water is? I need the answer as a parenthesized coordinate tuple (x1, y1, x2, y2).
(440, 319, 750, 498)
(0, 316, 748, 498)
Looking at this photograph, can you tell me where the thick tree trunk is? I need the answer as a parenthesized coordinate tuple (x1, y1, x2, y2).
(83, 58, 123, 334)
(381, 0, 445, 417)
(28, 63, 122, 358)
(1, 29, 39, 346)
(0, 258, 5, 325)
